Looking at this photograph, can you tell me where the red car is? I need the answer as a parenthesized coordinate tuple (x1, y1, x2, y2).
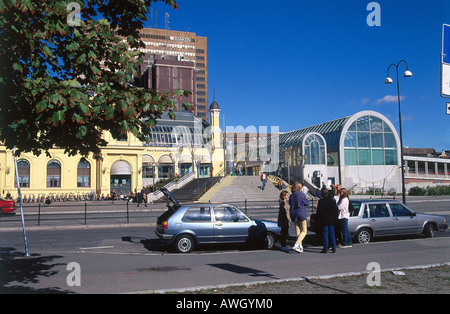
(0, 198, 16, 214)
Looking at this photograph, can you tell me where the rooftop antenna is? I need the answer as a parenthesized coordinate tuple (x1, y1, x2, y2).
(150, 8, 153, 28)
(165, 12, 170, 32)
(164, 12, 170, 58)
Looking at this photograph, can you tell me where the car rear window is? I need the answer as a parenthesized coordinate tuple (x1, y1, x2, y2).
(349, 201, 361, 217)
(182, 207, 212, 222)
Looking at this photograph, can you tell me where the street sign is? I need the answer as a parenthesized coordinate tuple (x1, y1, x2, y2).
(443, 24, 450, 64)
(442, 24, 450, 98)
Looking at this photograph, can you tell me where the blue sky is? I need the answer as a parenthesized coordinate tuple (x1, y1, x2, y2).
(148, 0, 449, 151)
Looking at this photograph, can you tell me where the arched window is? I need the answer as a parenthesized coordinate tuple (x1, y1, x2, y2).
(47, 160, 61, 188)
(77, 161, 90, 187)
(16, 160, 30, 188)
(344, 115, 398, 166)
(304, 134, 326, 165)
(142, 155, 155, 179)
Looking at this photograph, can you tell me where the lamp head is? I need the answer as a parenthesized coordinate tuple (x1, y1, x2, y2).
(403, 70, 413, 77)
(384, 77, 393, 84)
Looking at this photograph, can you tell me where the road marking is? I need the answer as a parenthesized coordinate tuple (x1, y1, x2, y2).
(79, 246, 114, 250)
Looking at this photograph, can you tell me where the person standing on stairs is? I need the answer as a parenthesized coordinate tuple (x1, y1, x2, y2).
(260, 172, 267, 191)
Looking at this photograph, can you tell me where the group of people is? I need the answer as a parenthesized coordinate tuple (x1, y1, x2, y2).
(99, 189, 148, 207)
(277, 183, 352, 254)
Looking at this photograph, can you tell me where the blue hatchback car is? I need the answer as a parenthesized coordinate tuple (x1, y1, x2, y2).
(155, 188, 281, 253)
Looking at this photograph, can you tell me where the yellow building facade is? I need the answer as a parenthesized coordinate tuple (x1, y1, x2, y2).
(0, 104, 223, 200)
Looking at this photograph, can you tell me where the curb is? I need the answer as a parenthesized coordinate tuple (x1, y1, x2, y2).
(140, 262, 450, 294)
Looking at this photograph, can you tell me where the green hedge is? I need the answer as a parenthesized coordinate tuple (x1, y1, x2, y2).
(408, 185, 450, 196)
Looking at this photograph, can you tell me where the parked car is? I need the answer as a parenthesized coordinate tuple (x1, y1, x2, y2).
(0, 198, 16, 214)
(155, 188, 282, 253)
(310, 199, 447, 244)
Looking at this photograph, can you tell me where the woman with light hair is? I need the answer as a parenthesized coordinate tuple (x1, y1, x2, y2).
(289, 182, 310, 253)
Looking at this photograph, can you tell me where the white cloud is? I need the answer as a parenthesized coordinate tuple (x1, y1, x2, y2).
(376, 95, 406, 104)
(361, 97, 370, 105)
(401, 114, 414, 122)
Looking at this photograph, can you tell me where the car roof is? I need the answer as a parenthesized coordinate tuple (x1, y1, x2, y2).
(350, 199, 402, 203)
(181, 202, 239, 207)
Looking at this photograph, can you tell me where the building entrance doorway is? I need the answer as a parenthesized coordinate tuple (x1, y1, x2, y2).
(110, 160, 132, 195)
(110, 175, 131, 195)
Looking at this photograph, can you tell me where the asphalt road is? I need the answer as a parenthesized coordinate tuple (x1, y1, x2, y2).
(1, 196, 449, 294)
(1, 195, 449, 230)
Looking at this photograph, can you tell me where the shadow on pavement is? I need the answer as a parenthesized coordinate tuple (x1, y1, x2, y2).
(0, 247, 73, 294)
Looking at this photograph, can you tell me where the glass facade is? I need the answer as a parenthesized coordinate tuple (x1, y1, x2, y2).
(344, 116, 397, 166)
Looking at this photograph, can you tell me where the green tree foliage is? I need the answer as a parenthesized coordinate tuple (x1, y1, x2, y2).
(0, 0, 191, 159)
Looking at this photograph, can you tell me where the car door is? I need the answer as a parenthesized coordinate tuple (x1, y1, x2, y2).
(368, 203, 394, 236)
(180, 206, 215, 243)
(389, 203, 420, 235)
(212, 205, 252, 243)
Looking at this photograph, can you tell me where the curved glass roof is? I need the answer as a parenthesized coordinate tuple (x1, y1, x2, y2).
(238, 111, 399, 165)
(279, 116, 349, 152)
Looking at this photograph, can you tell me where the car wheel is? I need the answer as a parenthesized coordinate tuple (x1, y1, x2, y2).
(355, 228, 372, 244)
(174, 234, 195, 253)
(423, 223, 435, 238)
(266, 232, 276, 250)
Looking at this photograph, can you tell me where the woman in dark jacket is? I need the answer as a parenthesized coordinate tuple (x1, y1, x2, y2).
(289, 182, 310, 253)
(277, 190, 290, 252)
(317, 187, 338, 253)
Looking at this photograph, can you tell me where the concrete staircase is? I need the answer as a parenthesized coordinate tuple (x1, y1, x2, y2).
(197, 176, 235, 203)
(197, 175, 281, 203)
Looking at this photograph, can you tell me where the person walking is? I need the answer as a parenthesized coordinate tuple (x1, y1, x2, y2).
(289, 182, 310, 253)
(236, 162, 243, 176)
(260, 172, 267, 191)
(317, 188, 338, 253)
(337, 188, 353, 248)
(277, 190, 291, 252)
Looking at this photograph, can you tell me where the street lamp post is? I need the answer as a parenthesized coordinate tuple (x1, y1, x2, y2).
(385, 60, 412, 204)
(149, 161, 158, 193)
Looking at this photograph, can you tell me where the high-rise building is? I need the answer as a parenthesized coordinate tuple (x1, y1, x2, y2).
(138, 28, 209, 121)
